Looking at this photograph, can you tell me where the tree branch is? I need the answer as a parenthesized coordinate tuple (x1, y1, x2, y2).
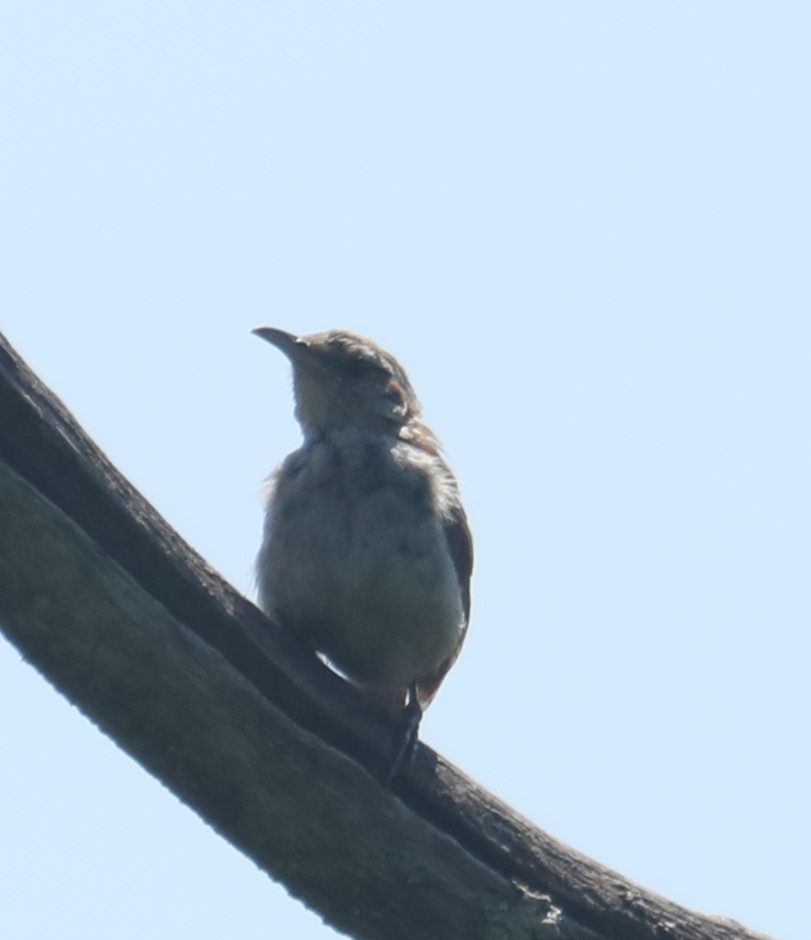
(0, 332, 771, 940)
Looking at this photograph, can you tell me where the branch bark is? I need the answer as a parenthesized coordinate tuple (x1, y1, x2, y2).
(0, 332, 772, 940)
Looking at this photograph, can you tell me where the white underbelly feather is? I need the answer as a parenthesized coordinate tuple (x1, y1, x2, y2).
(259, 445, 464, 688)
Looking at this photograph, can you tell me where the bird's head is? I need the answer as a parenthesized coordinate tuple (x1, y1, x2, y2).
(253, 328, 421, 438)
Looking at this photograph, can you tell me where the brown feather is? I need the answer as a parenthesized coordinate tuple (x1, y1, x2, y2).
(416, 500, 473, 707)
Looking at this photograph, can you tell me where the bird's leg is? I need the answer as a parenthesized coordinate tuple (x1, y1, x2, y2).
(384, 682, 422, 785)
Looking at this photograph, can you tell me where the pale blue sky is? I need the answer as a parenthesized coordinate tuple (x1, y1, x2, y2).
(1, 4, 809, 939)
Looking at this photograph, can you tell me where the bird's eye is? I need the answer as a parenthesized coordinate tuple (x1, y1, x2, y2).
(382, 381, 403, 402)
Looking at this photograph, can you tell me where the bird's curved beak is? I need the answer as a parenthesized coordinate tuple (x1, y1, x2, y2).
(252, 327, 309, 362)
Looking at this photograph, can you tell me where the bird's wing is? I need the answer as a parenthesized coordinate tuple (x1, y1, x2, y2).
(416, 501, 473, 708)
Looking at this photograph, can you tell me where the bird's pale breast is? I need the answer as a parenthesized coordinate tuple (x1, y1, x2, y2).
(257, 432, 464, 690)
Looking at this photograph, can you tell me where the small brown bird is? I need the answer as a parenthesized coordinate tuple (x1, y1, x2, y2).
(253, 328, 472, 772)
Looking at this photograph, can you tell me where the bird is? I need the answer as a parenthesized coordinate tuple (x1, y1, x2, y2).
(253, 327, 472, 776)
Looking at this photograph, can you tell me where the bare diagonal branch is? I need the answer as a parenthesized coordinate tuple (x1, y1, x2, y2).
(0, 332, 771, 940)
